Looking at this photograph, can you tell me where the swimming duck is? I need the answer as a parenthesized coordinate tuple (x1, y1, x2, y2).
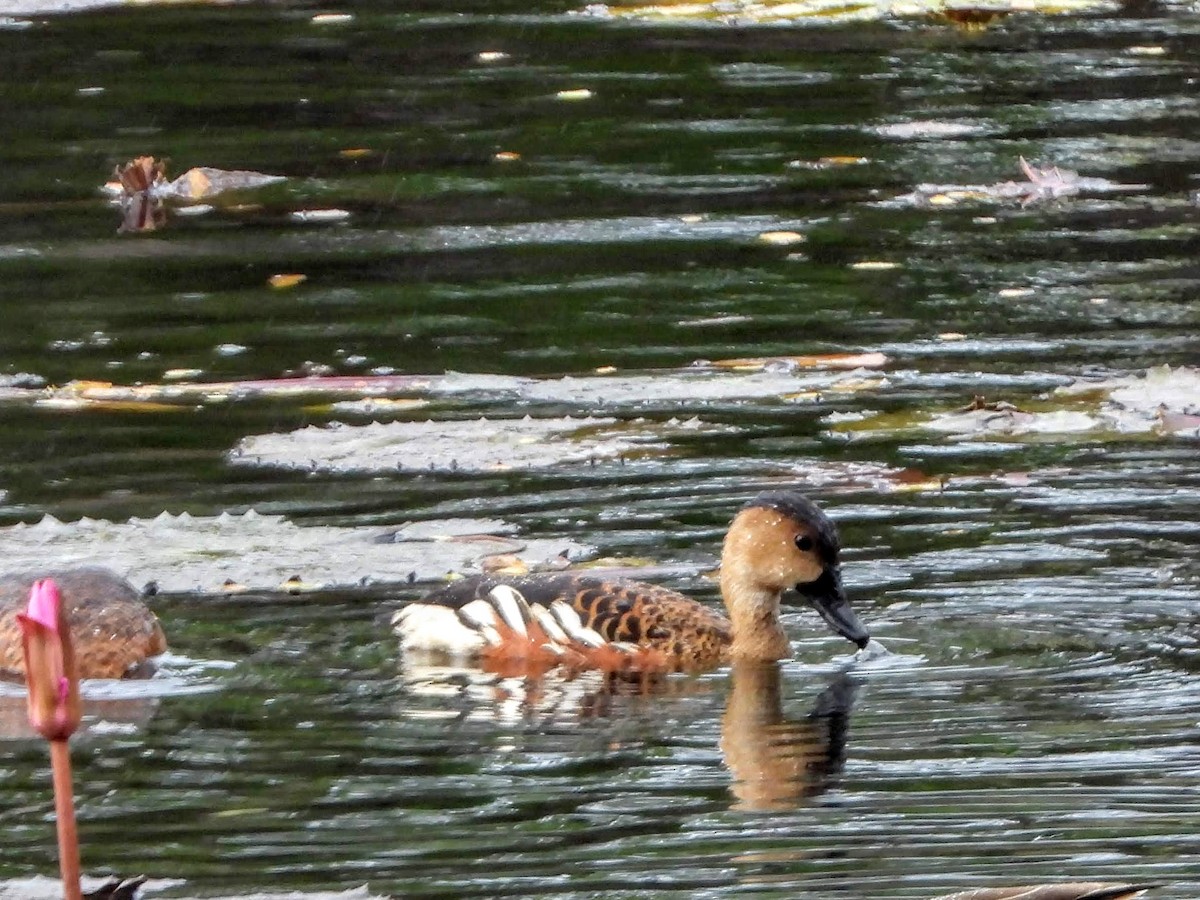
(0, 568, 166, 680)
(393, 489, 870, 674)
(929, 885, 1160, 900)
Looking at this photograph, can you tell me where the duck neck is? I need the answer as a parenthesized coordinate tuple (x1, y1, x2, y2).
(721, 576, 791, 662)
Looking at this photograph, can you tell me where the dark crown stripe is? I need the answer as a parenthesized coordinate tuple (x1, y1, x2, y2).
(744, 490, 841, 564)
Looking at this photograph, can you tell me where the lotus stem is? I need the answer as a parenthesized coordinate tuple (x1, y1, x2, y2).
(49, 738, 82, 900)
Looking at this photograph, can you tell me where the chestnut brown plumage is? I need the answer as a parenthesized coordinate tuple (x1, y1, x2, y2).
(0, 568, 166, 680)
(394, 489, 869, 675)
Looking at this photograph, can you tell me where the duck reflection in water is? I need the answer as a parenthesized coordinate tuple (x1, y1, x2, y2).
(398, 657, 856, 812)
(722, 660, 855, 812)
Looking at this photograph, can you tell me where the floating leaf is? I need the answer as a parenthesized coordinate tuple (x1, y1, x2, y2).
(166, 167, 285, 200)
(889, 156, 1146, 209)
(268, 273, 308, 289)
(0, 512, 594, 593)
(757, 230, 806, 246)
(290, 209, 352, 223)
(829, 366, 1200, 443)
(230, 415, 732, 474)
(703, 351, 888, 372)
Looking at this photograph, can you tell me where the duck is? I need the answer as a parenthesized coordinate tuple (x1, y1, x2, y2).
(928, 885, 1161, 900)
(392, 489, 870, 675)
(0, 568, 166, 680)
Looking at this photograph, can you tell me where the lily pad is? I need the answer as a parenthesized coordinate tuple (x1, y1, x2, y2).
(0, 511, 593, 593)
(7, 362, 888, 414)
(230, 416, 729, 474)
(827, 366, 1200, 442)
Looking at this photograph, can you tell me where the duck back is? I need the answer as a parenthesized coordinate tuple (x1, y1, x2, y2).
(0, 568, 167, 679)
(412, 573, 732, 672)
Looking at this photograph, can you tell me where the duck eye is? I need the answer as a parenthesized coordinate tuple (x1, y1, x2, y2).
(794, 534, 814, 552)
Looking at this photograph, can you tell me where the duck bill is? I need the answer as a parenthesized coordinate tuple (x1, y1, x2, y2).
(798, 569, 870, 649)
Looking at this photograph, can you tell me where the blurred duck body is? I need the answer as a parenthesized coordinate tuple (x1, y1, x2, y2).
(0, 568, 165, 680)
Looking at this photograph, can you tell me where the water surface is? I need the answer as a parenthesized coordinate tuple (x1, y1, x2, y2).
(0, 0, 1199, 897)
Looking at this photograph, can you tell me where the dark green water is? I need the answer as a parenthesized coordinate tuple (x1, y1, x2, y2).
(1, 1, 1199, 897)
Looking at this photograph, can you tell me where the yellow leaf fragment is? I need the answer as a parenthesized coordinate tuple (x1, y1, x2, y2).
(575, 556, 658, 570)
(339, 148, 374, 159)
(493, 151, 521, 162)
(268, 273, 308, 290)
(178, 168, 214, 200)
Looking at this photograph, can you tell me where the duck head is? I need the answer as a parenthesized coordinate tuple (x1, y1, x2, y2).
(721, 490, 870, 651)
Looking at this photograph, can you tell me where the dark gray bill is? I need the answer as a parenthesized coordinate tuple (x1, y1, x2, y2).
(796, 568, 870, 649)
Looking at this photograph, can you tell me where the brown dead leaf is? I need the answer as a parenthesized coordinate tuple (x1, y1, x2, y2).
(481, 554, 530, 575)
(113, 156, 167, 194)
(934, 6, 1012, 29)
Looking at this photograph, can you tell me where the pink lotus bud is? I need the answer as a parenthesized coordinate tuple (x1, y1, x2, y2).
(17, 580, 82, 741)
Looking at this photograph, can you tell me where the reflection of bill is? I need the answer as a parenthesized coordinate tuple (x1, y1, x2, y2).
(721, 661, 855, 812)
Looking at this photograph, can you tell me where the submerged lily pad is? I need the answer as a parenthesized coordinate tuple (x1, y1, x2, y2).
(582, 0, 1110, 25)
(230, 415, 728, 474)
(7, 361, 889, 414)
(828, 366, 1200, 442)
(0, 512, 593, 593)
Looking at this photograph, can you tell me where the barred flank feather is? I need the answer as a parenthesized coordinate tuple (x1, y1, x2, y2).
(395, 586, 670, 676)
